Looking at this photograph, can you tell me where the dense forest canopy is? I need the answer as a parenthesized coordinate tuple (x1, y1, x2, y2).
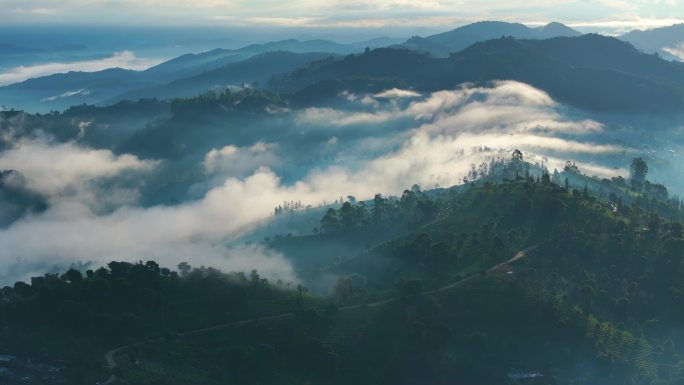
(2, 155, 684, 384)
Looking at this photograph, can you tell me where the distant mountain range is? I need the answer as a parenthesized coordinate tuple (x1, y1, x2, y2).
(111, 51, 338, 102)
(0, 42, 93, 70)
(143, 39, 360, 82)
(3, 21, 684, 114)
(393, 21, 581, 57)
(619, 24, 684, 61)
(0, 22, 581, 112)
(269, 34, 684, 114)
(0, 39, 359, 112)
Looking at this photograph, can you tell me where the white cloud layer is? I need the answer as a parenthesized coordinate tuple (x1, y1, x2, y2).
(0, 51, 162, 86)
(203, 142, 280, 177)
(664, 43, 684, 60)
(374, 88, 421, 99)
(0, 81, 629, 285)
(0, 138, 155, 198)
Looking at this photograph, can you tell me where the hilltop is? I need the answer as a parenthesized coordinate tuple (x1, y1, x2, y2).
(3, 156, 684, 384)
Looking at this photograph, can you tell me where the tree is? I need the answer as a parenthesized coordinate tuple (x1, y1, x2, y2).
(339, 202, 356, 229)
(512, 149, 523, 162)
(63, 268, 83, 284)
(372, 194, 389, 223)
(400, 189, 417, 211)
(108, 261, 129, 278)
(564, 161, 580, 174)
(630, 157, 648, 189)
(177, 262, 191, 276)
(250, 269, 261, 286)
(320, 208, 340, 233)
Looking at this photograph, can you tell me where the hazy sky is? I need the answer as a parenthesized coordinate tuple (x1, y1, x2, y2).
(1, 0, 683, 33)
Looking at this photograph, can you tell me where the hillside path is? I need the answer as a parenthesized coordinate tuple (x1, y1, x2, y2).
(100, 245, 537, 384)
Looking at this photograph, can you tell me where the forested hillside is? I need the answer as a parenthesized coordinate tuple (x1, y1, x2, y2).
(270, 35, 684, 113)
(3, 156, 684, 384)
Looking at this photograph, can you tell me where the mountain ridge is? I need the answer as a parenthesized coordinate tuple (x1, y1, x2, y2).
(393, 20, 581, 57)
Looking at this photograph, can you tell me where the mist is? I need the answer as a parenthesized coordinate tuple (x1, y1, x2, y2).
(2, 80, 677, 287)
(0, 51, 163, 86)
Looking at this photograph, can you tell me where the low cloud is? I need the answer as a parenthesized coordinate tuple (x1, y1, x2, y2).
(298, 81, 602, 136)
(664, 43, 684, 60)
(203, 142, 280, 177)
(41, 89, 90, 102)
(297, 107, 396, 126)
(0, 81, 630, 286)
(0, 51, 163, 86)
(374, 88, 421, 99)
(567, 18, 684, 34)
(0, 138, 157, 208)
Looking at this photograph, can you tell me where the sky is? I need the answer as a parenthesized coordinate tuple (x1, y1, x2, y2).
(1, 0, 683, 34)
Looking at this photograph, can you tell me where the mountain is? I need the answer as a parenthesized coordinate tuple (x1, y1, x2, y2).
(0, 43, 37, 55)
(118, 39, 356, 83)
(620, 23, 684, 61)
(533, 21, 581, 38)
(0, 68, 152, 111)
(532, 34, 684, 85)
(393, 21, 581, 56)
(0, 39, 364, 112)
(3, 161, 683, 385)
(0, 42, 101, 72)
(394, 36, 453, 57)
(112, 51, 338, 102)
(0, 99, 171, 151)
(346, 36, 407, 50)
(270, 34, 684, 114)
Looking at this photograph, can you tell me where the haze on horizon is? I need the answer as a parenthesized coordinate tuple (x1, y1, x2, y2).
(1, 0, 683, 35)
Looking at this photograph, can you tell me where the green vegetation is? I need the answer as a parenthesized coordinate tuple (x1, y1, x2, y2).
(0, 261, 311, 384)
(3, 156, 684, 384)
(269, 35, 684, 114)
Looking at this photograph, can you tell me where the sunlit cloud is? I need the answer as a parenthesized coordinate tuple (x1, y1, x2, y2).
(1, 0, 682, 32)
(374, 88, 421, 99)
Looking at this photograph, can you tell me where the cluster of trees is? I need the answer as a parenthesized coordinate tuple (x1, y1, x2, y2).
(300, 154, 684, 384)
(274, 200, 309, 215)
(337, 185, 676, 383)
(318, 186, 443, 234)
(0, 260, 304, 360)
(170, 88, 286, 116)
(6, 153, 684, 384)
(128, 301, 342, 385)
